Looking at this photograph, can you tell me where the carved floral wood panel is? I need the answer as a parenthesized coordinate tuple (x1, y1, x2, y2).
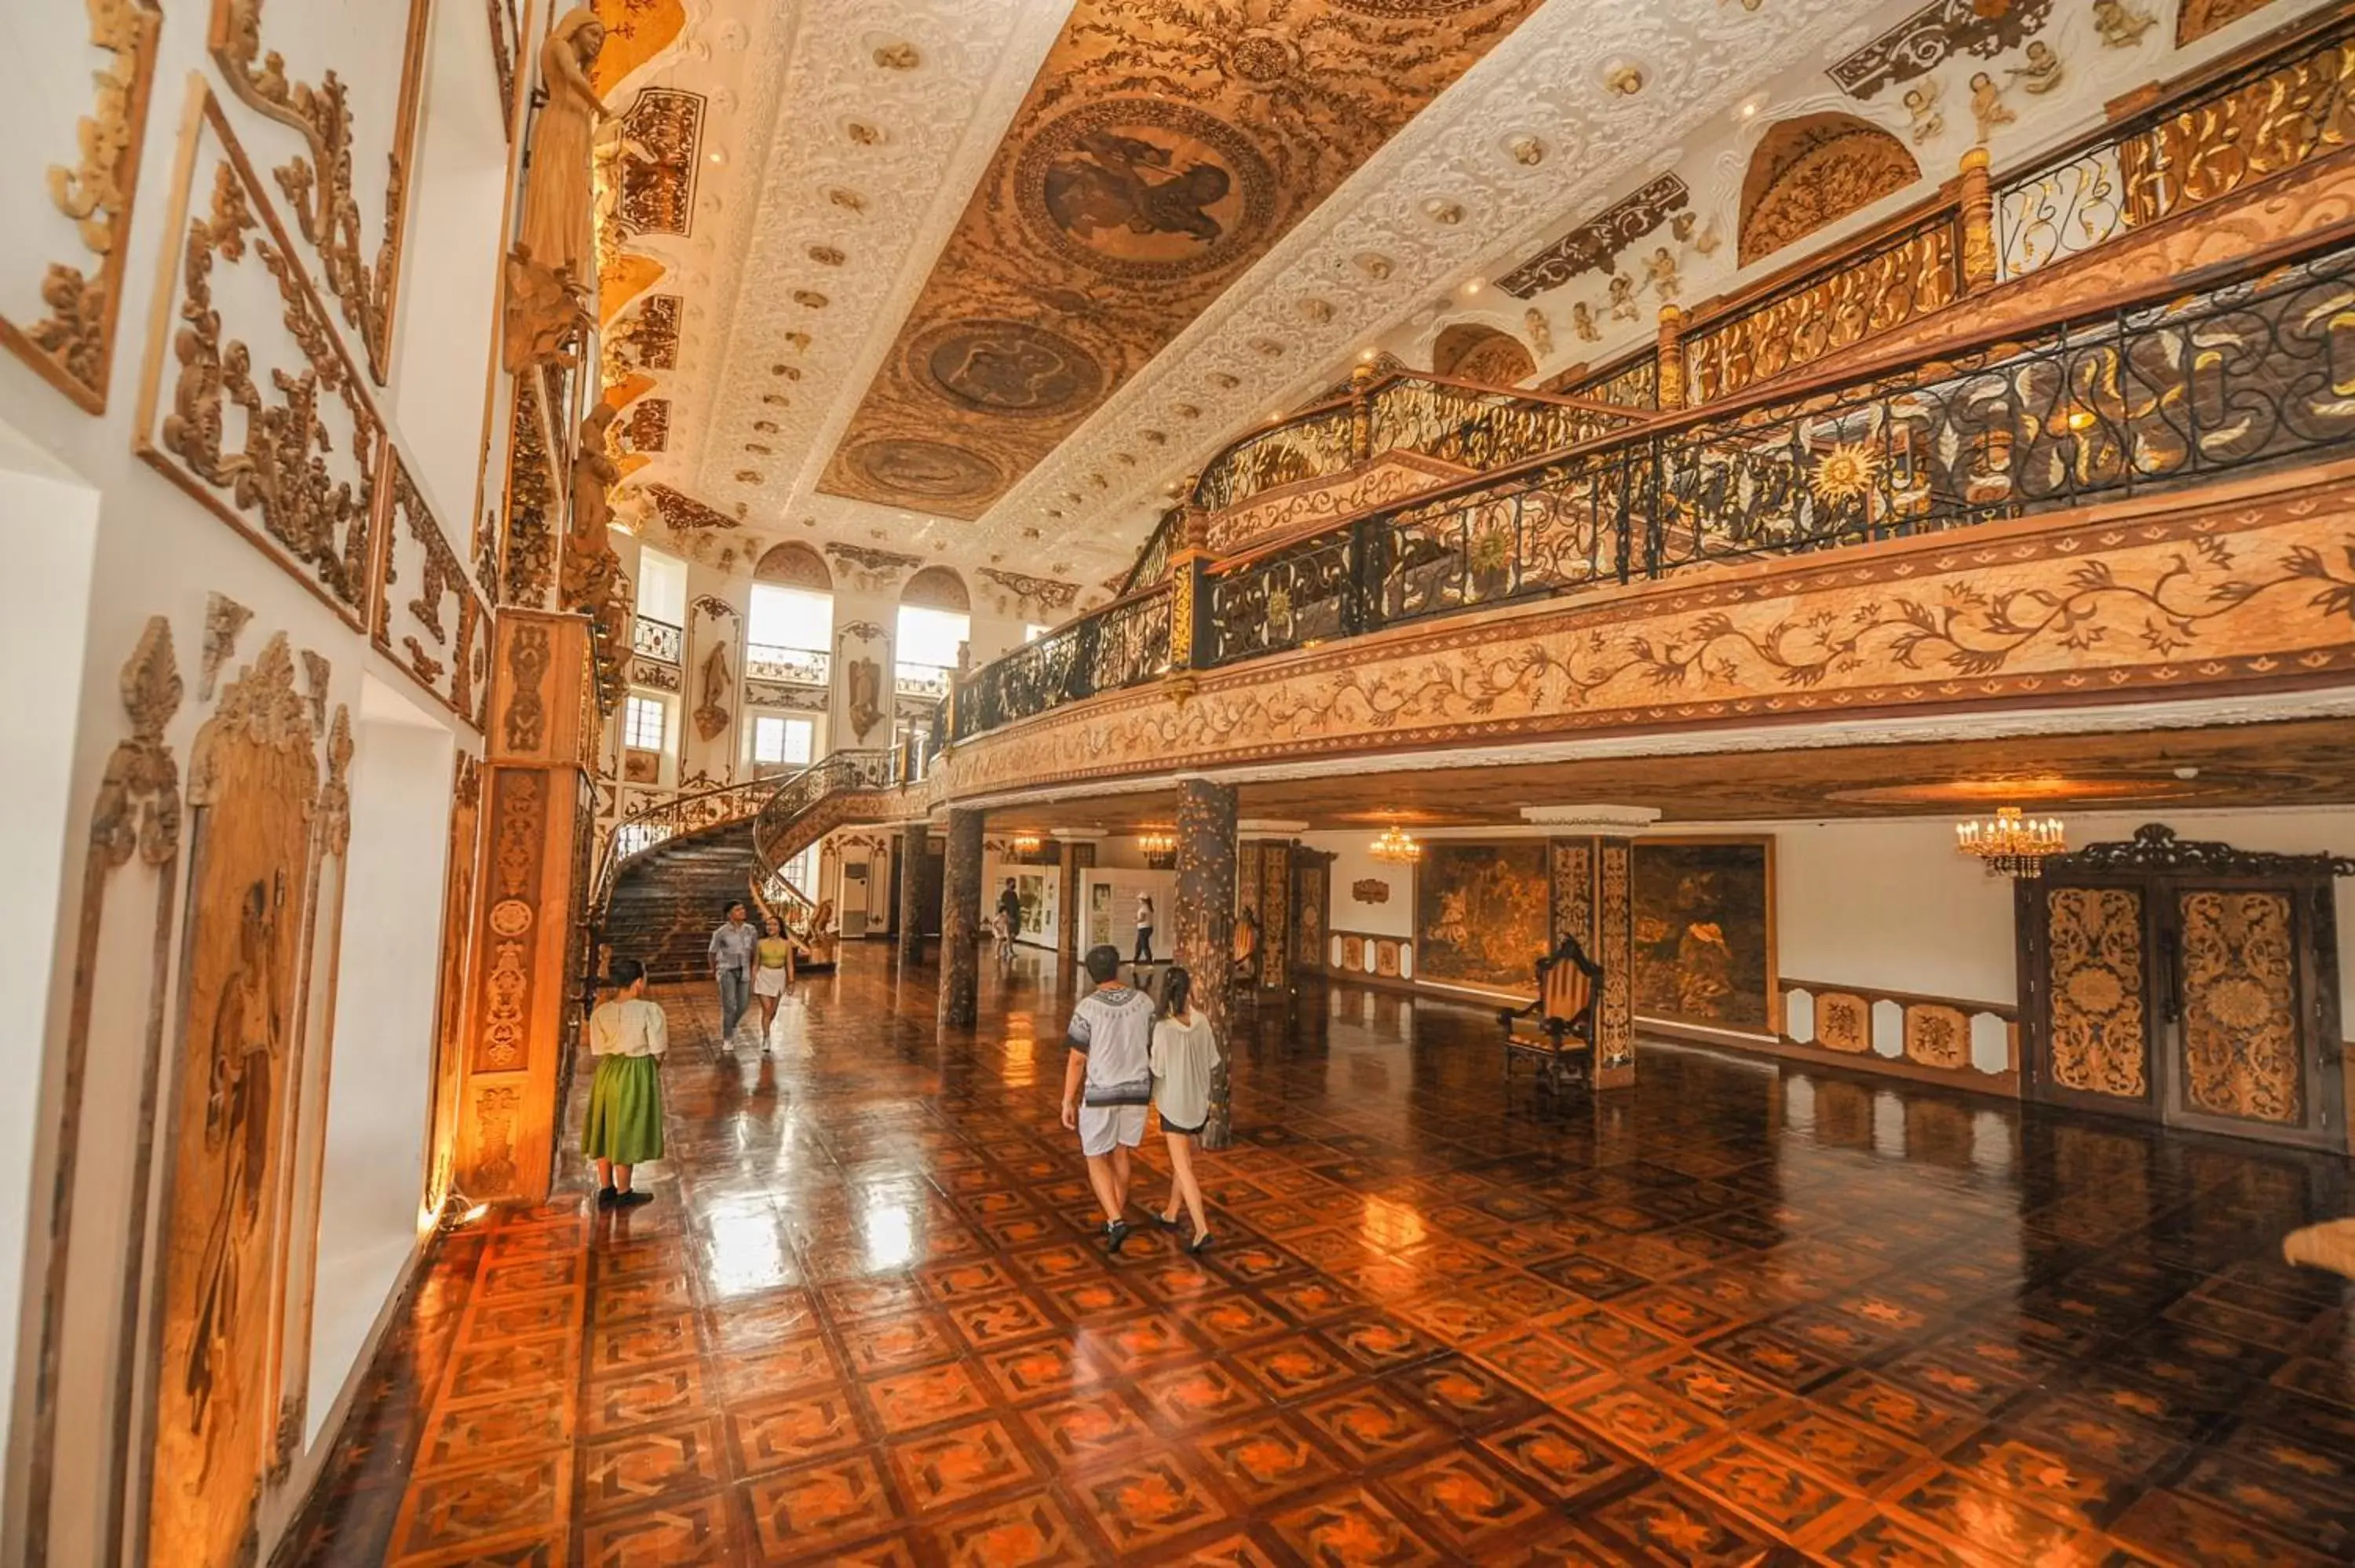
(374, 448, 491, 729)
(206, 0, 433, 385)
(2178, 888, 2302, 1123)
(0, 0, 163, 413)
(2045, 885, 2149, 1099)
(145, 634, 322, 1568)
(137, 89, 382, 631)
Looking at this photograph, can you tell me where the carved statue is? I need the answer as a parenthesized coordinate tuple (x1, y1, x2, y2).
(1643, 246, 1680, 303)
(1571, 301, 1601, 342)
(1969, 72, 2017, 141)
(502, 9, 608, 371)
(846, 657, 884, 740)
(2091, 0, 2157, 49)
(2008, 41, 2064, 96)
(560, 403, 623, 616)
(521, 9, 608, 291)
(1523, 307, 1552, 356)
(693, 640, 732, 742)
(1607, 273, 1638, 321)
(1901, 80, 1944, 144)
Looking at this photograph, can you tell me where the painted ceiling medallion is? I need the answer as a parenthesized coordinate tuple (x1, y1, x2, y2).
(846, 438, 1003, 501)
(911, 319, 1106, 418)
(817, 0, 1546, 517)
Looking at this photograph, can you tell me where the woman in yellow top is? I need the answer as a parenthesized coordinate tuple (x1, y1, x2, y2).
(751, 912, 795, 1047)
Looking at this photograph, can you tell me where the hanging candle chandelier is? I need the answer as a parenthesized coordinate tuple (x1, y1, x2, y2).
(1371, 824, 1422, 864)
(1137, 830, 1177, 868)
(1010, 833, 1042, 857)
(1955, 806, 2065, 878)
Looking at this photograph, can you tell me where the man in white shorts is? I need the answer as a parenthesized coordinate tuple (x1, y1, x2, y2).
(1060, 944, 1158, 1253)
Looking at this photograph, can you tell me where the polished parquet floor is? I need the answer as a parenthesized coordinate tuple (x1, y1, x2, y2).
(287, 945, 2355, 1566)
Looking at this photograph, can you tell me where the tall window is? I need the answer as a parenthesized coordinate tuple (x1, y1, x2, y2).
(623, 694, 666, 750)
(635, 548, 687, 625)
(1024, 623, 1052, 643)
(751, 714, 814, 768)
(749, 583, 832, 653)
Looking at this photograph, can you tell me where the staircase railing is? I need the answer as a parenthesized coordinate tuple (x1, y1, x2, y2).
(586, 775, 776, 944)
(748, 749, 903, 892)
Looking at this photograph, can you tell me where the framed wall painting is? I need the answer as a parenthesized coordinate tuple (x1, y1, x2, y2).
(1632, 837, 1777, 1034)
(1414, 841, 1550, 995)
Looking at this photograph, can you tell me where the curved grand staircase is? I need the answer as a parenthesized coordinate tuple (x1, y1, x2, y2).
(604, 821, 759, 982)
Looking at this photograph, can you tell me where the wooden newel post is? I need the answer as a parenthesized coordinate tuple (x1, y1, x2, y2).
(1347, 363, 1378, 462)
(1958, 146, 1999, 296)
(1656, 305, 1686, 412)
(1166, 482, 1210, 702)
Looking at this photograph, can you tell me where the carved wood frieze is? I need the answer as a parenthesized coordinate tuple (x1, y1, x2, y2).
(977, 567, 1081, 619)
(207, 0, 432, 383)
(0, 0, 163, 414)
(616, 87, 703, 235)
(1498, 174, 1690, 300)
(502, 374, 558, 607)
(137, 89, 382, 632)
(644, 482, 738, 534)
(1828, 0, 2053, 100)
(374, 449, 492, 730)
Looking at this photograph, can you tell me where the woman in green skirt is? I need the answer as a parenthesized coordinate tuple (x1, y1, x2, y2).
(585, 957, 668, 1207)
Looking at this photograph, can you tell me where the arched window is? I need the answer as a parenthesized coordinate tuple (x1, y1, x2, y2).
(896, 567, 970, 705)
(747, 542, 834, 684)
(1431, 323, 1536, 386)
(1737, 112, 1921, 268)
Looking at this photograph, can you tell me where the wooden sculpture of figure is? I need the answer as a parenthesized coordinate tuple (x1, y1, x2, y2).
(2091, 0, 2157, 49)
(523, 9, 610, 292)
(1969, 72, 2017, 141)
(1570, 301, 1601, 342)
(1524, 307, 1553, 356)
(502, 8, 608, 370)
(560, 403, 624, 614)
(1902, 80, 1944, 144)
(694, 640, 732, 742)
(2008, 41, 2064, 95)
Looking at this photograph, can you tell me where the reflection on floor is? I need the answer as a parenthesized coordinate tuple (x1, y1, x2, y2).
(286, 946, 2355, 1566)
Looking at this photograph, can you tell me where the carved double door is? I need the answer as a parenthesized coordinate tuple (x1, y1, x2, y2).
(2018, 827, 2346, 1150)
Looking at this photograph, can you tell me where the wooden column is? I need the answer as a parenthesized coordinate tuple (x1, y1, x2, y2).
(455, 610, 598, 1202)
(1958, 147, 1999, 296)
(938, 808, 984, 1029)
(1656, 305, 1687, 411)
(896, 822, 929, 966)
(1175, 778, 1239, 1147)
(1548, 832, 1638, 1090)
(1057, 839, 1096, 965)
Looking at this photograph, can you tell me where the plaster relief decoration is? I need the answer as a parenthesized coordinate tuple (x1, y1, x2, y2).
(209, 0, 431, 385)
(144, 633, 320, 1568)
(1738, 111, 1922, 265)
(1827, 0, 2052, 100)
(823, 542, 922, 595)
(138, 90, 383, 633)
(1430, 323, 1535, 385)
(502, 9, 608, 372)
(24, 618, 182, 1566)
(1632, 839, 1776, 1034)
(374, 449, 491, 729)
(1415, 841, 1551, 996)
(1498, 173, 1689, 299)
(615, 86, 703, 235)
(839, 619, 889, 742)
(500, 374, 558, 607)
(202, 593, 254, 702)
(977, 567, 1082, 621)
(818, 0, 1548, 518)
(2178, 0, 2284, 47)
(0, 0, 162, 413)
(644, 481, 739, 534)
(692, 594, 737, 744)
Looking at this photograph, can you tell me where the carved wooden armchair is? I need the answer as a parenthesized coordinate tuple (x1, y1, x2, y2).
(1498, 933, 1602, 1096)
(1226, 910, 1261, 1005)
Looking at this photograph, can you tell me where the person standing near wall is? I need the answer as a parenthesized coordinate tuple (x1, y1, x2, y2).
(709, 900, 758, 1042)
(1134, 893, 1156, 966)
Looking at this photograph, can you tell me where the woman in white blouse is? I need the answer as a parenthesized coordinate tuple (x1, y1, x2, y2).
(584, 958, 668, 1207)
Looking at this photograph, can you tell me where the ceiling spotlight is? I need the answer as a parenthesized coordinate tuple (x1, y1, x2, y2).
(1359, 348, 1376, 362)
(1461, 279, 1484, 296)
(2174, 765, 2201, 780)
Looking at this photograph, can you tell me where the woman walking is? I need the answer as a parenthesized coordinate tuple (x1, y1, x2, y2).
(1148, 965, 1218, 1253)
(1134, 893, 1156, 965)
(752, 913, 795, 1047)
(585, 958, 666, 1207)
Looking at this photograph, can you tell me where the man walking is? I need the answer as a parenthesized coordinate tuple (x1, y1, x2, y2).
(708, 899, 758, 1042)
(1060, 945, 1157, 1252)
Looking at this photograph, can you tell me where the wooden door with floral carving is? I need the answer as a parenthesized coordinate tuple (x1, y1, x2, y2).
(2020, 826, 2346, 1150)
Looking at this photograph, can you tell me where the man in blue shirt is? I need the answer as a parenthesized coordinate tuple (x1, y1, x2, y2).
(708, 900, 758, 1041)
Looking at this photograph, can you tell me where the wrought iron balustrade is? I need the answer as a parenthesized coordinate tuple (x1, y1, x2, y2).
(1997, 13, 2355, 279)
(749, 749, 900, 881)
(631, 613, 682, 664)
(956, 230, 2355, 742)
(588, 775, 776, 936)
(747, 642, 829, 685)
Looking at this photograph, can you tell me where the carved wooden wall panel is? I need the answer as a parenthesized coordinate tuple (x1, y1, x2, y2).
(1902, 1003, 1972, 1070)
(2179, 0, 2284, 46)
(206, 0, 433, 384)
(144, 633, 323, 1568)
(0, 0, 163, 413)
(374, 448, 492, 729)
(137, 89, 383, 631)
(1738, 113, 1921, 266)
(2178, 888, 2303, 1123)
(1815, 990, 1872, 1053)
(2044, 885, 2150, 1099)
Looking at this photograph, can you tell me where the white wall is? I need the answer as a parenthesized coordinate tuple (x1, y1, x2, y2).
(1079, 868, 1177, 960)
(304, 680, 453, 1447)
(1303, 832, 1414, 939)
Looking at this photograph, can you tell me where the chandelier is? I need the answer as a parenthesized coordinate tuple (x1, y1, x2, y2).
(1010, 833, 1042, 857)
(1371, 825, 1422, 865)
(1137, 830, 1176, 868)
(1955, 807, 2065, 878)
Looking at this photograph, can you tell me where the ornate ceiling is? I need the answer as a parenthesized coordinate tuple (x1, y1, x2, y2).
(597, 0, 2316, 596)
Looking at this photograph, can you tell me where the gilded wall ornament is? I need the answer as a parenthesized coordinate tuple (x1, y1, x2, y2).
(1828, 0, 2053, 101)
(210, 0, 432, 383)
(1737, 112, 1921, 265)
(502, 377, 559, 606)
(141, 98, 383, 631)
(616, 87, 703, 235)
(0, 0, 162, 413)
(379, 450, 492, 727)
(202, 593, 255, 703)
(2092, 0, 2157, 48)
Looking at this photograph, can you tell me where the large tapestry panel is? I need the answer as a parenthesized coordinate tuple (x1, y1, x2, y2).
(1415, 841, 1550, 995)
(1633, 839, 1776, 1032)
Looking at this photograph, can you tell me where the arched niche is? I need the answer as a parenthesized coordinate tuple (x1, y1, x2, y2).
(1431, 323, 1536, 386)
(900, 564, 970, 614)
(1737, 111, 1920, 268)
(754, 540, 831, 590)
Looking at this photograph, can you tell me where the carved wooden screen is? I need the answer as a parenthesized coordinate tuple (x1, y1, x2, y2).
(2020, 826, 2347, 1150)
(1296, 853, 1329, 973)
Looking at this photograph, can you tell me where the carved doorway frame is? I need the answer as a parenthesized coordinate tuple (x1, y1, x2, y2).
(2017, 826, 2350, 1151)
